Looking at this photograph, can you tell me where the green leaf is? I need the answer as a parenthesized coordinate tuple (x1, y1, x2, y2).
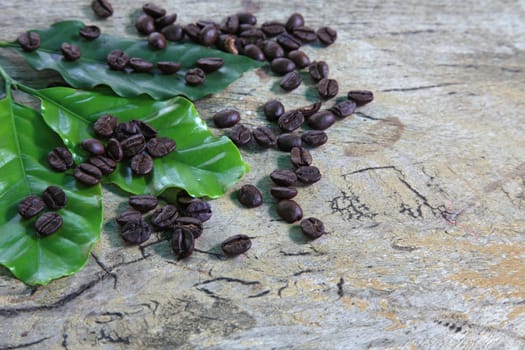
(8, 20, 264, 100)
(36, 86, 248, 198)
(0, 97, 103, 286)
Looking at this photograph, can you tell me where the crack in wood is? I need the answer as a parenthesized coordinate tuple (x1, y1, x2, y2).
(337, 277, 345, 297)
(0, 336, 51, 350)
(381, 82, 460, 92)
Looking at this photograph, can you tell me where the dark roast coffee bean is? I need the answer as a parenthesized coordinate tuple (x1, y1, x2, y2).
(91, 0, 113, 18)
(243, 44, 265, 61)
(287, 50, 310, 69)
(197, 20, 219, 29)
(229, 124, 251, 146)
(48, 147, 74, 171)
(277, 133, 302, 152)
(183, 23, 201, 43)
(42, 185, 67, 210)
(301, 130, 328, 147)
(262, 41, 284, 60)
(146, 137, 177, 157)
(270, 186, 298, 200)
(290, 146, 312, 167)
(174, 217, 203, 239)
(121, 134, 145, 157)
(93, 114, 118, 137)
(157, 61, 182, 74)
(261, 21, 285, 37)
(185, 68, 206, 86)
(176, 191, 199, 206)
(347, 90, 374, 106)
(213, 109, 241, 128)
(293, 26, 317, 43)
(239, 28, 264, 41)
(81, 138, 105, 156)
(172, 227, 194, 259)
(107, 50, 129, 71)
(220, 15, 239, 34)
(114, 121, 140, 141)
(17, 31, 40, 52)
(129, 57, 154, 73)
(252, 126, 277, 148)
(218, 34, 239, 54)
(116, 209, 141, 226)
(300, 217, 325, 239)
(134, 120, 157, 139)
(161, 24, 184, 42)
(237, 184, 263, 208)
(276, 199, 303, 223)
(142, 3, 166, 18)
(106, 138, 123, 161)
(130, 153, 153, 175)
(200, 25, 219, 46)
(18, 195, 45, 219)
(129, 194, 158, 213)
(60, 43, 81, 61)
(74, 163, 103, 186)
(263, 100, 284, 121)
(307, 110, 336, 130)
(309, 61, 329, 81)
(196, 57, 224, 73)
(221, 234, 252, 256)
(148, 32, 167, 49)
(295, 165, 321, 184)
(297, 101, 322, 118)
(285, 13, 304, 32)
(35, 212, 63, 236)
(236, 12, 257, 25)
(155, 13, 177, 29)
(79, 25, 100, 40)
(330, 100, 357, 118)
(270, 57, 296, 75)
(89, 155, 116, 175)
(280, 71, 302, 91)
(317, 26, 337, 45)
(270, 169, 297, 186)
(135, 14, 156, 35)
(277, 33, 302, 51)
(151, 204, 179, 229)
(185, 199, 212, 222)
(318, 78, 339, 99)
(120, 219, 152, 244)
(278, 110, 304, 132)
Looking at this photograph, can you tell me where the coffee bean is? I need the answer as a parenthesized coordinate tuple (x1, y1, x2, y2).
(243, 44, 265, 61)
(134, 120, 158, 139)
(129, 194, 158, 213)
(295, 165, 321, 184)
(93, 114, 118, 137)
(148, 32, 167, 49)
(114, 121, 140, 140)
(287, 50, 310, 69)
(79, 25, 101, 40)
(174, 217, 203, 239)
(176, 191, 199, 206)
(35, 212, 63, 236)
(293, 26, 317, 43)
(161, 24, 184, 42)
(60, 43, 81, 61)
(107, 50, 129, 71)
(229, 123, 251, 146)
(290, 146, 312, 167)
(142, 3, 166, 18)
(135, 14, 156, 35)
(278, 110, 304, 132)
(74, 163, 103, 186)
(237, 12, 257, 25)
(237, 184, 263, 208)
(116, 209, 142, 226)
(213, 109, 241, 128)
(262, 41, 285, 60)
(318, 78, 339, 99)
(146, 137, 177, 157)
(317, 26, 337, 45)
(18, 195, 45, 219)
(280, 71, 303, 91)
(330, 100, 356, 118)
(277, 33, 302, 51)
(220, 15, 239, 34)
(106, 138, 123, 161)
(261, 21, 286, 37)
(130, 153, 153, 175)
(89, 155, 116, 175)
(17, 31, 40, 52)
(270, 169, 297, 186)
(172, 227, 195, 259)
(276, 199, 303, 223)
(270, 57, 296, 75)
(309, 61, 329, 81)
(277, 133, 302, 152)
(155, 13, 177, 29)
(121, 134, 145, 157)
(220, 34, 239, 54)
(185, 68, 206, 86)
(42, 185, 67, 210)
(183, 23, 201, 43)
(151, 204, 179, 229)
(252, 126, 277, 148)
(239, 28, 265, 45)
(221, 234, 252, 256)
(285, 13, 304, 32)
(300, 217, 325, 239)
(200, 25, 219, 46)
(120, 219, 152, 244)
(263, 100, 284, 121)
(301, 130, 328, 147)
(48, 147, 74, 172)
(270, 186, 298, 200)
(91, 0, 113, 18)
(129, 57, 154, 73)
(196, 57, 224, 73)
(347, 90, 374, 106)
(307, 110, 336, 130)
(157, 61, 182, 74)
(185, 199, 212, 222)
(297, 101, 322, 118)
(81, 138, 105, 156)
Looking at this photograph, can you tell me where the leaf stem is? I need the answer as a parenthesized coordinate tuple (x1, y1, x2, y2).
(0, 64, 13, 98)
(0, 41, 13, 48)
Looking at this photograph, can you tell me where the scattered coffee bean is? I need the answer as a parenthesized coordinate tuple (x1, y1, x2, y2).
(262, 41, 285, 60)
(301, 130, 328, 147)
(261, 21, 285, 37)
(229, 123, 251, 146)
(270, 57, 296, 75)
(18, 195, 45, 219)
(142, 3, 166, 18)
(130, 153, 154, 175)
(129, 194, 158, 213)
(280, 71, 303, 91)
(237, 12, 257, 25)
(116, 209, 142, 226)
(277, 133, 302, 151)
(295, 165, 321, 184)
(307, 110, 336, 130)
(174, 217, 203, 239)
(106, 138, 124, 161)
(309, 61, 329, 81)
(317, 26, 337, 45)
(290, 146, 312, 167)
(237, 184, 263, 208)
(270, 186, 298, 200)
(74, 163, 103, 186)
(151, 204, 179, 228)
(270, 169, 297, 186)
(120, 219, 152, 244)
(318, 78, 339, 99)
(93, 114, 118, 137)
(155, 13, 177, 29)
(276, 199, 303, 223)
(129, 57, 154, 73)
(185, 199, 212, 222)
(183, 23, 201, 43)
(48, 147, 74, 172)
(347, 90, 374, 106)
(213, 109, 241, 128)
(135, 120, 157, 139)
(252, 126, 277, 148)
(297, 101, 322, 118)
(221, 234, 252, 256)
(157, 61, 182, 73)
(121, 134, 146, 157)
(79, 25, 101, 40)
(185, 68, 206, 86)
(300, 217, 325, 239)
(146, 137, 177, 157)
(239, 28, 265, 45)
(293, 26, 317, 43)
(277, 33, 302, 51)
(285, 13, 304, 32)
(330, 100, 357, 118)
(81, 138, 105, 156)
(196, 57, 224, 73)
(91, 0, 113, 18)
(60, 43, 81, 61)
(263, 100, 285, 121)
(159, 23, 183, 42)
(172, 227, 195, 259)
(278, 110, 304, 132)
(42, 185, 67, 210)
(220, 15, 239, 34)
(89, 155, 116, 175)
(243, 44, 265, 61)
(17, 31, 40, 52)
(35, 212, 63, 236)
(148, 32, 167, 49)
(107, 50, 130, 71)
(200, 25, 219, 46)
(220, 34, 239, 55)
(287, 50, 310, 69)
(136, 14, 156, 35)
(114, 121, 140, 140)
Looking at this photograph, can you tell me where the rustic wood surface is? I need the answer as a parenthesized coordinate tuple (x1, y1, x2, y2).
(1, 0, 524, 349)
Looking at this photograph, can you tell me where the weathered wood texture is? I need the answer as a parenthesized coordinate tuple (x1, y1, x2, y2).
(1, 0, 524, 349)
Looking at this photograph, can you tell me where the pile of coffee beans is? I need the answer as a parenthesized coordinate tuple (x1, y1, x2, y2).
(18, 186, 67, 236)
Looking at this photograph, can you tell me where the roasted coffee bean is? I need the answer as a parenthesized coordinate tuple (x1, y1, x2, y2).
(297, 101, 322, 118)
(262, 41, 284, 60)
(252, 126, 277, 148)
(120, 219, 152, 244)
(42, 185, 67, 210)
(197, 19, 219, 29)
(91, 0, 113, 18)
(263, 100, 285, 121)
(17, 31, 40, 52)
(121, 134, 145, 157)
(220, 15, 239, 34)
(200, 25, 219, 46)
(106, 138, 123, 161)
(155, 13, 177, 29)
(60, 42, 81, 61)
(107, 50, 129, 71)
(290, 146, 312, 167)
(129, 57, 154, 73)
(318, 78, 339, 99)
(185, 68, 206, 86)
(134, 120, 157, 139)
(277, 133, 302, 152)
(146, 137, 177, 157)
(79, 25, 101, 40)
(174, 217, 203, 239)
(236, 12, 257, 25)
(183, 23, 201, 43)
(277, 33, 302, 51)
(129, 194, 158, 213)
(89, 155, 116, 175)
(161, 24, 184, 42)
(317, 26, 337, 45)
(347, 90, 374, 106)
(142, 3, 166, 18)
(81, 138, 105, 156)
(261, 21, 286, 37)
(74, 163, 103, 186)
(18, 195, 45, 219)
(309, 61, 329, 81)
(295, 165, 321, 184)
(300, 217, 325, 239)
(135, 14, 156, 35)
(278, 110, 304, 132)
(176, 190, 199, 206)
(185, 199, 212, 222)
(301, 130, 328, 147)
(229, 123, 251, 146)
(93, 114, 118, 137)
(287, 50, 310, 69)
(242, 44, 265, 61)
(114, 121, 140, 140)
(35, 212, 63, 236)
(151, 204, 179, 228)
(307, 110, 336, 130)
(276, 199, 303, 223)
(48, 147, 74, 171)
(196, 57, 224, 73)
(221, 234, 252, 256)
(293, 26, 317, 43)
(330, 100, 357, 118)
(116, 209, 142, 226)
(172, 227, 195, 259)
(220, 34, 239, 54)
(130, 153, 153, 175)
(285, 13, 304, 32)
(213, 109, 241, 128)
(280, 71, 302, 91)
(148, 32, 167, 49)
(237, 184, 263, 208)
(270, 169, 297, 186)
(157, 61, 182, 74)
(270, 186, 298, 200)
(270, 57, 296, 75)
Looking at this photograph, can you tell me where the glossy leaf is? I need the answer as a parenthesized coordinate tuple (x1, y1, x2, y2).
(0, 96, 103, 286)
(36, 86, 249, 198)
(8, 20, 264, 100)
